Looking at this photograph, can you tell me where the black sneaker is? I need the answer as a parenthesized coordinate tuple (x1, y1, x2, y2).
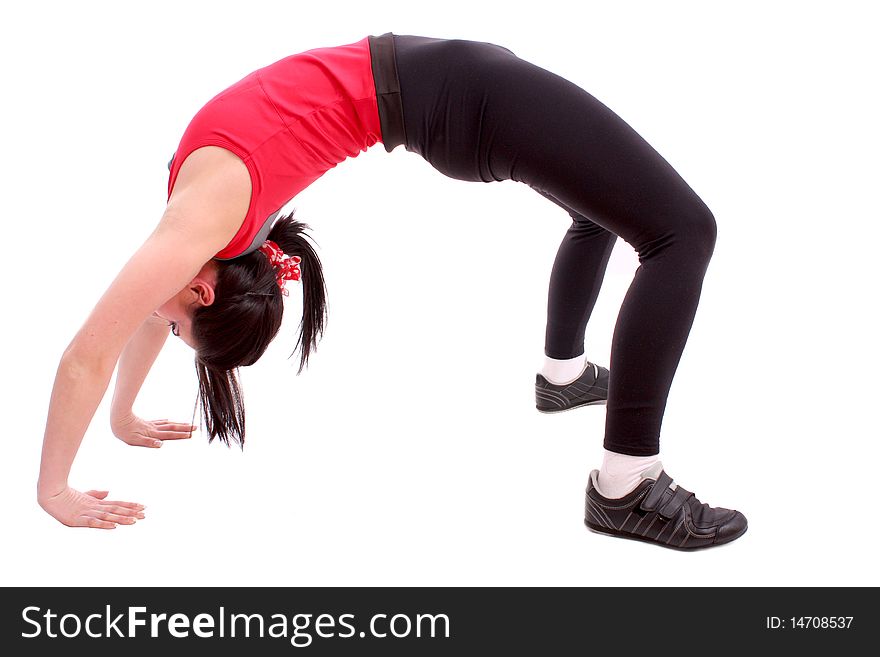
(584, 461, 748, 550)
(535, 362, 609, 413)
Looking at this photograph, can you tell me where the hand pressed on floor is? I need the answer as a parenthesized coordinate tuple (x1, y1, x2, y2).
(38, 487, 145, 529)
(111, 413, 197, 448)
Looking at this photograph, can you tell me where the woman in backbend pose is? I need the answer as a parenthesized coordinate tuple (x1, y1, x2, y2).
(37, 32, 746, 550)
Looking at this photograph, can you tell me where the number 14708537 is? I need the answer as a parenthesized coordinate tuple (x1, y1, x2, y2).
(766, 617, 854, 629)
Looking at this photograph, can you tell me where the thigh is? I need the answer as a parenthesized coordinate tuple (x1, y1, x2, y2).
(487, 58, 712, 247)
(395, 35, 709, 247)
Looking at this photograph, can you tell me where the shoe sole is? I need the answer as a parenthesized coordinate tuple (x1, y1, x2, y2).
(536, 399, 607, 414)
(584, 519, 747, 551)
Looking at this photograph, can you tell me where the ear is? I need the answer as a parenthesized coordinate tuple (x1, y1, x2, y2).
(190, 278, 216, 308)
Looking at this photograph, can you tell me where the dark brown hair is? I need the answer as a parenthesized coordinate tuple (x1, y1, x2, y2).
(190, 210, 326, 447)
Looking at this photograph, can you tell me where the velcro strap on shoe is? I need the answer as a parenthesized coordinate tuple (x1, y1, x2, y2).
(658, 486, 693, 520)
(639, 471, 673, 512)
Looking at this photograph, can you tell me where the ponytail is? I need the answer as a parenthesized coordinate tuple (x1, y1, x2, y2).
(266, 212, 328, 374)
(194, 360, 246, 447)
(190, 209, 328, 447)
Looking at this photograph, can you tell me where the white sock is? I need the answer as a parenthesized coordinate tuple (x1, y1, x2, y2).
(596, 449, 674, 499)
(541, 354, 587, 385)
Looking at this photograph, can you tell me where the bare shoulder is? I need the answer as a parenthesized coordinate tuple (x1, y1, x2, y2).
(62, 146, 253, 370)
(163, 145, 252, 242)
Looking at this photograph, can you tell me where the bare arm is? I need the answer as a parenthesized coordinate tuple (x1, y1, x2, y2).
(36, 224, 221, 518)
(108, 313, 197, 448)
(37, 354, 119, 500)
(37, 145, 251, 528)
(110, 313, 171, 423)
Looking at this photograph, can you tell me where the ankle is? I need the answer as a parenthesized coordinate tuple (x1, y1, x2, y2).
(596, 450, 661, 499)
(541, 353, 587, 385)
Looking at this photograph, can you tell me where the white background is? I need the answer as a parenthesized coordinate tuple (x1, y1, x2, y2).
(1, 0, 877, 586)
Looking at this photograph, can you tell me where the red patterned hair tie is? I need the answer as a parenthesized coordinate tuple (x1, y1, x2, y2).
(258, 240, 302, 297)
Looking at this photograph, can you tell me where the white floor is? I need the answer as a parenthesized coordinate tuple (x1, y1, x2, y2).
(2, 0, 878, 587)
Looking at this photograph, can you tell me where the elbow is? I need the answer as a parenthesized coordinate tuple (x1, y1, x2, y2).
(60, 341, 117, 378)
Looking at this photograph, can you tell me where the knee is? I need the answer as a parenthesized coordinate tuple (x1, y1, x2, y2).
(636, 200, 717, 266)
(685, 201, 717, 263)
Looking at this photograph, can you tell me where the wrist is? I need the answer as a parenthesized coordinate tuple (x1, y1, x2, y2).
(37, 478, 68, 501)
(110, 408, 135, 427)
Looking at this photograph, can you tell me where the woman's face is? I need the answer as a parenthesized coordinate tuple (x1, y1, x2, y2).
(153, 261, 219, 348)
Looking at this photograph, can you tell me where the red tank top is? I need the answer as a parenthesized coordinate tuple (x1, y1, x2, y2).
(166, 36, 383, 259)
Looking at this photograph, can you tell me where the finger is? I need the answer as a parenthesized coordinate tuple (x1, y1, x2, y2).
(155, 422, 198, 432)
(85, 490, 110, 499)
(98, 504, 145, 518)
(81, 516, 117, 529)
(82, 510, 138, 525)
(102, 500, 145, 510)
(122, 434, 163, 448)
(154, 429, 194, 440)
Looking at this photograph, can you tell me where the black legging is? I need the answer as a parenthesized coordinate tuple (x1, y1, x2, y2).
(391, 35, 717, 457)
